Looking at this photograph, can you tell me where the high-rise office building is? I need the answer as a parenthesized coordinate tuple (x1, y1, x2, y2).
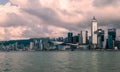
(82, 31, 88, 45)
(91, 17, 98, 48)
(97, 29, 104, 48)
(78, 33, 82, 45)
(15, 42, 18, 51)
(91, 16, 98, 44)
(30, 42, 34, 50)
(108, 35, 113, 49)
(67, 32, 73, 43)
(39, 40, 43, 50)
(78, 31, 88, 45)
(68, 32, 73, 37)
(107, 28, 116, 49)
(73, 35, 79, 44)
(88, 36, 92, 49)
(57, 37, 64, 42)
(108, 28, 116, 41)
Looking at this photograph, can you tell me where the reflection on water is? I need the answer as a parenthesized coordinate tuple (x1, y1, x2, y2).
(0, 51, 120, 72)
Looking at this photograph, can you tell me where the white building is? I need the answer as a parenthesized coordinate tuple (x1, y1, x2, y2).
(91, 16, 98, 45)
(39, 40, 43, 50)
(82, 31, 88, 44)
(30, 42, 34, 50)
(78, 31, 88, 45)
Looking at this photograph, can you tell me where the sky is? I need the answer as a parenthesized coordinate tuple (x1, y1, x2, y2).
(0, 0, 120, 40)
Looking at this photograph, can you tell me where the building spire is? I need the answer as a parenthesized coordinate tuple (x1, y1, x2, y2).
(92, 16, 97, 22)
(93, 16, 96, 20)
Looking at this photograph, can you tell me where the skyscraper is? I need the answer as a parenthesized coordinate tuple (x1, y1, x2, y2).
(78, 33, 82, 45)
(73, 35, 79, 44)
(82, 31, 88, 45)
(40, 40, 43, 50)
(108, 28, 116, 41)
(107, 28, 116, 49)
(30, 42, 34, 50)
(67, 32, 73, 43)
(97, 29, 104, 48)
(91, 16, 98, 48)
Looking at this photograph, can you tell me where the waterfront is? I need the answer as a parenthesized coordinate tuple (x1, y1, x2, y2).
(0, 51, 120, 72)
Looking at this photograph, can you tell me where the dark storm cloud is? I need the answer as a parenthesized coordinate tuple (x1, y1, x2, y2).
(93, 0, 120, 7)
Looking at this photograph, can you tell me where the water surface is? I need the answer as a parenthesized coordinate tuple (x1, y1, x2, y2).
(0, 51, 120, 72)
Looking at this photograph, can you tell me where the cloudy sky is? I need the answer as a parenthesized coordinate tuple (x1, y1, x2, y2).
(0, 0, 120, 40)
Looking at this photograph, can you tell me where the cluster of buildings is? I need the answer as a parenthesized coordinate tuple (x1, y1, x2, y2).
(0, 17, 120, 51)
(0, 38, 51, 51)
(62, 17, 119, 50)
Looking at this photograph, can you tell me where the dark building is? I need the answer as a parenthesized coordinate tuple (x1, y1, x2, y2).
(56, 37, 64, 42)
(97, 29, 104, 48)
(72, 35, 79, 44)
(115, 41, 120, 49)
(107, 28, 116, 49)
(108, 28, 116, 41)
(108, 35, 113, 49)
(67, 32, 73, 43)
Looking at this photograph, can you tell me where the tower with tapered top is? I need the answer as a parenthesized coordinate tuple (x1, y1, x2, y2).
(91, 16, 98, 48)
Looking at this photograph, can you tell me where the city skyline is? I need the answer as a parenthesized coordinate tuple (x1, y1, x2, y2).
(0, 0, 120, 40)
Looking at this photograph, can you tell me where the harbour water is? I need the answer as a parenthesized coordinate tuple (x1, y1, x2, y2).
(0, 51, 120, 72)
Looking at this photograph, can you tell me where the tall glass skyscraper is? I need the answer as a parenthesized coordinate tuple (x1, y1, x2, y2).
(107, 28, 116, 49)
(67, 32, 73, 43)
(91, 17, 98, 46)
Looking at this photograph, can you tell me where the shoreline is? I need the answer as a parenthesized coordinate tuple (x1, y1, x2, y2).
(0, 49, 119, 52)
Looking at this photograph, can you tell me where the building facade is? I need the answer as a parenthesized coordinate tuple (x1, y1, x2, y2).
(67, 32, 73, 43)
(91, 17, 98, 45)
(97, 29, 104, 48)
(82, 31, 88, 45)
(107, 28, 116, 49)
